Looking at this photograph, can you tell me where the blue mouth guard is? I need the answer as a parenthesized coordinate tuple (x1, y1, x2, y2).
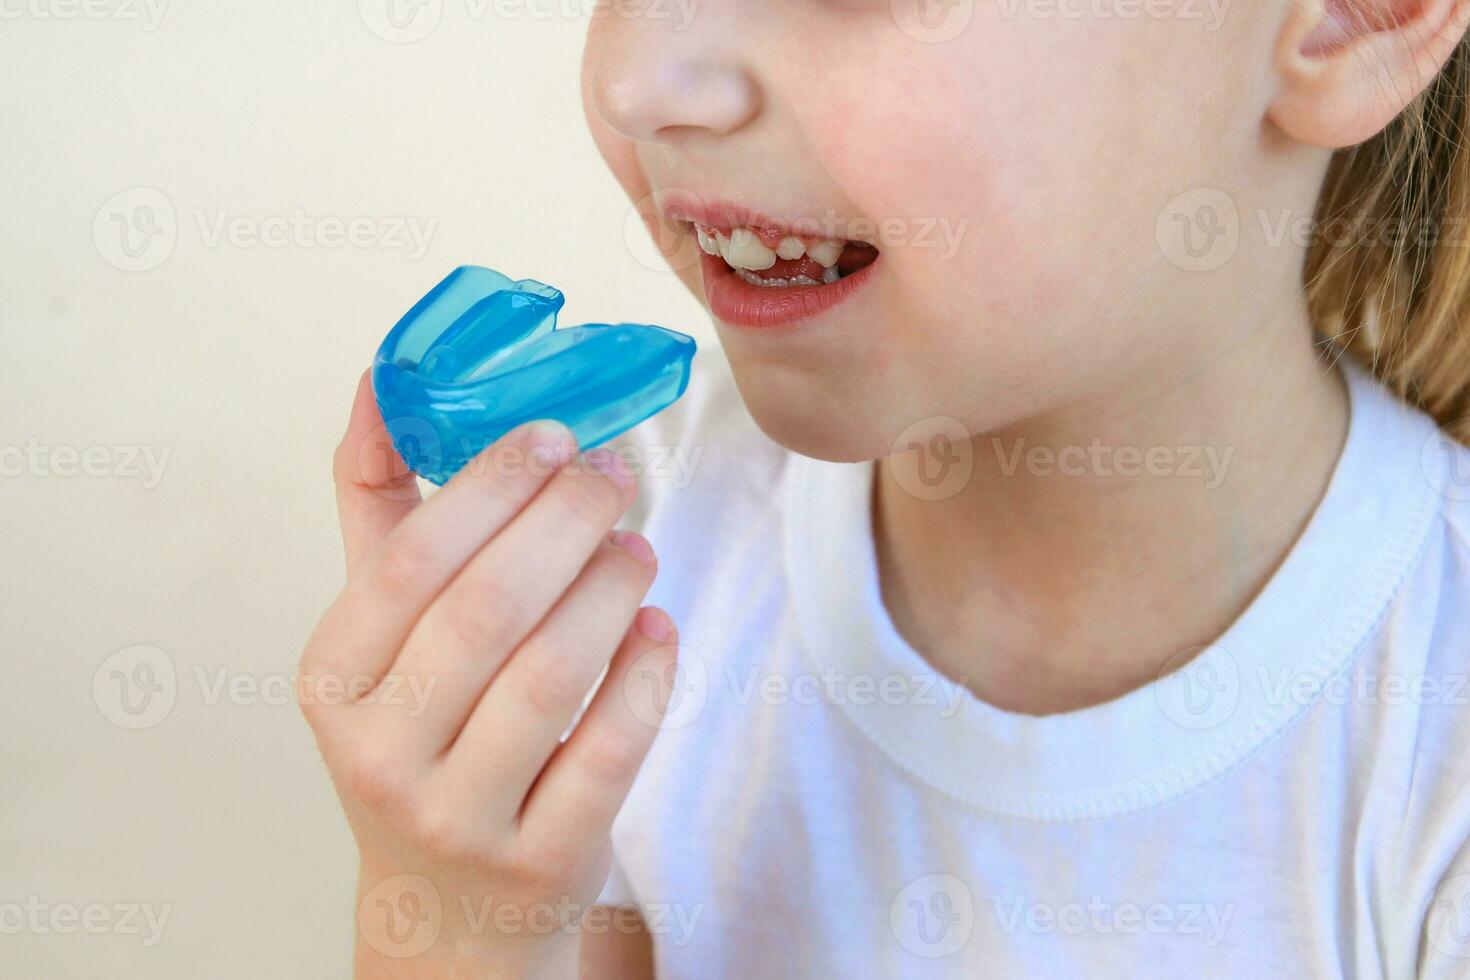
(373, 265, 697, 485)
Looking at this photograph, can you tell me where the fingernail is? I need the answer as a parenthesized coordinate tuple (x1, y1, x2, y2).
(636, 606, 675, 643)
(585, 448, 636, 491)
(610, 529, 656, 566)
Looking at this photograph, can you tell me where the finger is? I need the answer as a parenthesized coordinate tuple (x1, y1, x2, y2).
(518, 608, 678, 850)
(438, 530, 657, 803)
(381, 451, 639, 752)
(333, 370, 422, 575)
(303, 418, 579, 691)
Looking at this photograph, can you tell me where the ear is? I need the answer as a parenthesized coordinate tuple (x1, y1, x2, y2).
(1269, 0, 1470, 147)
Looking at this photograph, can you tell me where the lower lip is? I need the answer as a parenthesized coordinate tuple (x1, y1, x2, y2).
(698, 250, 878, 330)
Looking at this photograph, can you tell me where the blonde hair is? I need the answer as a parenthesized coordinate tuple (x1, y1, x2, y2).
(1306, 39, 1470, 440)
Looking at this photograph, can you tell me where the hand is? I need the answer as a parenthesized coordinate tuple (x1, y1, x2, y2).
(298, 372, 678, 978)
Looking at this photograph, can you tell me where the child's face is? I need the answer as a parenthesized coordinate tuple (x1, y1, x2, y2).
(583, 2, 1294, 461)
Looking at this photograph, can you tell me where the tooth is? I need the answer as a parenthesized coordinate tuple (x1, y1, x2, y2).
(736, 268, 825, 288)
(807, 239, 845, 267)
(725, 228, 777, 271)
(696, 227, 719, 255)
(822, 265, 840, 284)
(775, 236, 806, 261)
(714, 232, 732, 263)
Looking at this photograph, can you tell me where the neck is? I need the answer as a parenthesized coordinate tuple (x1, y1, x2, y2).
(873, 300, 1350, 716)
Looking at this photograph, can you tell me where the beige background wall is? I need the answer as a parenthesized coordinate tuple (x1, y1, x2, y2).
(0, 4, 712, 975)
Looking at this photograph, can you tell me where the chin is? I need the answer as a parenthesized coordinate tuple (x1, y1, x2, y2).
(725, 362, 909, 464)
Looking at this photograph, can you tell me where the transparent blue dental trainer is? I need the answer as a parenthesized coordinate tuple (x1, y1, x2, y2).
(373, 266, 697, 485)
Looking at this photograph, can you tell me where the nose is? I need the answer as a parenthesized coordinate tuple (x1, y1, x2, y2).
(587, 20, 760, 144)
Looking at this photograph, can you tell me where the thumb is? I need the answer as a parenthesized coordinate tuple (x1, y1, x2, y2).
(332, 369, 422, 575)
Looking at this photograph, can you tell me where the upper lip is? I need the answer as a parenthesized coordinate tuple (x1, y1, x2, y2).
(654, 188, 875, 245)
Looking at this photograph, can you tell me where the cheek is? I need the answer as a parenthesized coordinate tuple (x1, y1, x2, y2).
(801, 19, 1235, 385)
(805, 46, 1102, 372)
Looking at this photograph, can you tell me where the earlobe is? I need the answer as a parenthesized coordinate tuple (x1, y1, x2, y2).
(1268, 0, 1470, 148)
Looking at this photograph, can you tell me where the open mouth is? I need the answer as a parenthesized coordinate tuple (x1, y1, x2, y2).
(660, 198, 885, 328)
(691, 222, 881, 288)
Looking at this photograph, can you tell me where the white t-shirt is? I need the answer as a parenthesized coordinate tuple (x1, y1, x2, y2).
(599, 349, 1470, 979)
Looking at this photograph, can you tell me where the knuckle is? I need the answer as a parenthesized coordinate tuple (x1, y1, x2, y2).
(294, 671, 323, 723)
(331, 435, 357, 486)
(444, 575, 520, 650)
(373, 537, 436, 595)
(580, 734, 643, 785)
(557, 472, 620, 533)
(534, 841, 586, 885)
(409, 806, 469, 857)
(469, 436, 538, 485)
(510, 839, 583, 888)
(604, 544, 657, 591)
(452, 450, 513, 497)
(296, 610, 349, 725)
(345, 753, 407, 813)
(519, 651, 590, 720)
(575, 553, 656, 629)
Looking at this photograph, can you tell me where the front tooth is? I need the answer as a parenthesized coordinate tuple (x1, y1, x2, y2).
(714, 232, 732, 263)
(725, 228, 777, 270)
(775, 236, 806, 260)
(807, 239, 845, 267)
(696, 227, 719, 255)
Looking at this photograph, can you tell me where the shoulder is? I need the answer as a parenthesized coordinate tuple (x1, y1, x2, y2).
(1392, 393, 1470, 691)
(1350, 376, 1470, 960)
